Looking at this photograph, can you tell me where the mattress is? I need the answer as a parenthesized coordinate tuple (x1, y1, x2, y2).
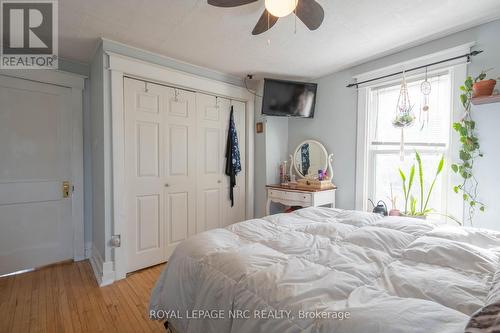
(149, 207, 500, 333)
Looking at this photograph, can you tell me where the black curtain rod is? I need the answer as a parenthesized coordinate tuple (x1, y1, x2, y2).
(346, 50, 483, 88)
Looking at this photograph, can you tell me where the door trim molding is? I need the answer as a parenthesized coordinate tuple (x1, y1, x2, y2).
(107, 52, 255, 282)
(0, 70, 86, 262)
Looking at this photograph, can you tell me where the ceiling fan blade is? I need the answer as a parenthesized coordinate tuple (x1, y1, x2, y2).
(295, 0, 324, 30)
(252, 9, 279, 35)
(207, 0, 257, 7)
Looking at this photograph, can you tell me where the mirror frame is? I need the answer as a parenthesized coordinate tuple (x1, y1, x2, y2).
(293, 140, 329, 179)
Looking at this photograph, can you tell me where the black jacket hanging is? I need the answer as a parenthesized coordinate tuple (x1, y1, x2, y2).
(225, 106, 241, 207)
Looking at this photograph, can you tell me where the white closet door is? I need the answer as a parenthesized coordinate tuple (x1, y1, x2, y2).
(125, 78, 166, 272)
(125, 78, 197, 272)
(0, 76, 74, 275)
(222, 100, 246, 227)
(196, 93, 228, 232)
(164, 87, 196, 258)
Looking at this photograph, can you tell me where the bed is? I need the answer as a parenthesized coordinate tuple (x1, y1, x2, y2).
(149, 207, 500, 333)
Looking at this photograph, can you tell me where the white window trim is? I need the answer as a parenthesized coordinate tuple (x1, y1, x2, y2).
(355, 44, 472, 223)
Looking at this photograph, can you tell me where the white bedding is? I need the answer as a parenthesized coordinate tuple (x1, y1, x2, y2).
(149, 208, 500, 333)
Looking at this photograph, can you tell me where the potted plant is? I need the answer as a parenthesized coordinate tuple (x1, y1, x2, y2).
(392, 107, 416, 128)
(398, 152, 444, 218)
(472, 70, 497, 97)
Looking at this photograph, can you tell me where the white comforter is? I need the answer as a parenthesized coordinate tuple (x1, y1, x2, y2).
(150, 208, 500, 333)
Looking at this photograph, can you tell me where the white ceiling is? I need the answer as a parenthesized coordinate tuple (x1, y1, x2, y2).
(59, 0, 500, 79)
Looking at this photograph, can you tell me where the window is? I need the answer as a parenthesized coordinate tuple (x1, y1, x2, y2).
(366, 71, 452, 215)
(355, 46, 471, 221)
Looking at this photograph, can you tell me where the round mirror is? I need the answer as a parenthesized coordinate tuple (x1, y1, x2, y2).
(293, 140, 328, 178)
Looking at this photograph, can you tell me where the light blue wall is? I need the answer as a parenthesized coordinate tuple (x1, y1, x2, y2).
(288, 19, 500, 229)
(89, 43, 108, 260)
(253, 81, 289, 217)
(59, 58, 89, 77)
(57, 58, 94, 246)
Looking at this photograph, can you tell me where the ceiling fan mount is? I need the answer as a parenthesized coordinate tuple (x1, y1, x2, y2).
(207, 0, 324, 35)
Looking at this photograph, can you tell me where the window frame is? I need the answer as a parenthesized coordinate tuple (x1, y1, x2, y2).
(354, 46, 470, 223)
(367, 70, 451, 216)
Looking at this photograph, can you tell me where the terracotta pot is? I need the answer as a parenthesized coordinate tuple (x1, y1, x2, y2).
(472, 79, 497, 97)
(389, 209, 401, 216)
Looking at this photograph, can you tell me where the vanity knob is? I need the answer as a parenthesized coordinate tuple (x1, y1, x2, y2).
(165, 183, 170, 187)
(217, 180, 222, 184)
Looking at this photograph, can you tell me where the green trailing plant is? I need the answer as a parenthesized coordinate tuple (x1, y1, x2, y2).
(399, 152, 445, 217)
(451, 73, 486, 224)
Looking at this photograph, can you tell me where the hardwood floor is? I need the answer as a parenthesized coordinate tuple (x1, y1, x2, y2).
(0, 260, 166, 333)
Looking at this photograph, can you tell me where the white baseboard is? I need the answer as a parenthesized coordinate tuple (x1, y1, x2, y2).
(73, 241, 93, 262)
(89, 243, 115, 286)
(84, 241, 92, 259)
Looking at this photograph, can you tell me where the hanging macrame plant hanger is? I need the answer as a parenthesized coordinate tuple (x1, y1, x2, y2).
(392, 71, 415, 161)
(420, 67, 431, 130)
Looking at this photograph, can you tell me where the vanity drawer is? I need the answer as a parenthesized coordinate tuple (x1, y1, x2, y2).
(287, 192, 312, 203)
(268, 189, 312, 203)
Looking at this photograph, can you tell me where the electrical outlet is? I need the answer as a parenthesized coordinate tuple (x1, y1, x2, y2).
(111, 235, 121, 247)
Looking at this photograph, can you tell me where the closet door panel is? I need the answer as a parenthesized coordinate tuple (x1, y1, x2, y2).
(166, 191, 189, 243)
(125, 78, 166, 273)
(136, 194, 161, 251)
(164, 88, 197, 257)
(168, 125, 189, 176)
(196, 93, 228, 232)
(136, 121, 160, 177)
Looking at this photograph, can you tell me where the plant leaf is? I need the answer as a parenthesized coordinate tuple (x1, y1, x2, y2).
(460, 150, 471, 161)
(415, 151, 424, 212)
(399, 169, 406, 182)
(460, 94, 468, 106)
(436, 155, 445, 175)
(408, 165, 415, 190)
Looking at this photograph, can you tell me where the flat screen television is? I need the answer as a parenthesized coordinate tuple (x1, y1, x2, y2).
(262, 78, 317, 118)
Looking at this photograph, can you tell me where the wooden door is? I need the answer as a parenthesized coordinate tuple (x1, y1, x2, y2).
(0, 75, 74, 275)
(125, 78, 197, 272)
(163, 87, 197, 258)
(124, 78, 166, 272)
(196, 93, 228, 232)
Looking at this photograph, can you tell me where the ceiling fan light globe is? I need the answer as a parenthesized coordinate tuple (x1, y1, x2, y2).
(264, 0, 298, 18)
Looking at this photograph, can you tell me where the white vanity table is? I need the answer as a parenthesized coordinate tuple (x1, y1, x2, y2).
(266, 140, 337, 215)
(266, 184, 336, 215)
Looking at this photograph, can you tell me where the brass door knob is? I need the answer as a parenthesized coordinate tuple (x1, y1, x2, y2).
(62, 181, 71, 198)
